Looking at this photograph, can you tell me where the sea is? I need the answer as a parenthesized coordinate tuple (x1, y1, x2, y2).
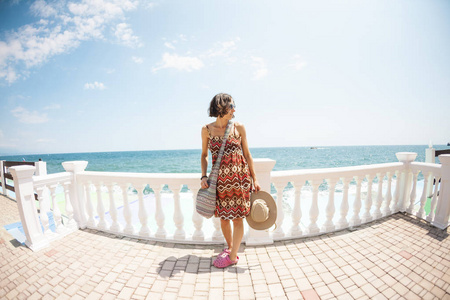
(0, 145, 446, 175)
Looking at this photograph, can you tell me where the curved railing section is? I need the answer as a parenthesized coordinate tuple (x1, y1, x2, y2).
(8, 153, 450, 251)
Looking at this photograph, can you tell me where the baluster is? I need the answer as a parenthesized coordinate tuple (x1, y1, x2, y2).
(107, 183, 122, 232)
(373, 173, 384, 219)
(290, 182, 303, 237)
(337, 177, 351, 229)
(308, 180, 320, 234)
(350, 176, 362, 226)
(362, 175, 373, 223)
(273, 182, 285, 238)
(36, 186, 51, 235)
(95, 183, 109, 230)
(407, 170, 419, 214)
(137, 185, 150, 237)
(322, 179, 337, 232)
(49, 184, 64, 233)
(153, 185, 166, 239)
(119, 183, 134, 235)
(416, 172, 430, 219)
(426, 176, 440, 222)
(391, 170, 401, 212)
(382, 172, 393, 216)
(171, 185, 185, 240)
(212, 217, 223, 241)
(63, 182, 76, 227)
(395, 170, 405, 211)
(84, 182, 96, 227)
(192, 188, 204, 241)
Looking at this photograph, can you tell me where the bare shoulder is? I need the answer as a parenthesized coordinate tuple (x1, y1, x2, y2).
(234, 121, 245, 128)
(201, 124, 210, 136)
(234, 122, 246, 134)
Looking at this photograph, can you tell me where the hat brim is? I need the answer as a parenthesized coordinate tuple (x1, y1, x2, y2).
(246, 191, 277, 230)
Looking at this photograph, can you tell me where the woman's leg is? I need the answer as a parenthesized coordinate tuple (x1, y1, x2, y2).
(229, 218, 244, 261)
(220, 219, 232, 250)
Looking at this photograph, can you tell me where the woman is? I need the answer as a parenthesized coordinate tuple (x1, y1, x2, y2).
(200, 93, 261, 268)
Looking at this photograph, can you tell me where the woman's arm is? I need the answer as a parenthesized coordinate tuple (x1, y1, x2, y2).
(236, 122, 261, 192)
(200, 126, 209, 189)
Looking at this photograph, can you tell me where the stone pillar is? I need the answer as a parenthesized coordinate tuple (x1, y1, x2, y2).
(9, 165, 49, 251)
(62, 161, 89, 229)
(395, 152, 417, 212)
(246, 158, 276, 246)
(432, 154, 450, 229)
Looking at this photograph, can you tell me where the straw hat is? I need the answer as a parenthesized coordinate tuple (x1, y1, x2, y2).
(246, 191, 277, 230)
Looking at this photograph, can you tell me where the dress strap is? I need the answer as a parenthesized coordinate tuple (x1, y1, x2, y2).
(205, 125, 211, 137)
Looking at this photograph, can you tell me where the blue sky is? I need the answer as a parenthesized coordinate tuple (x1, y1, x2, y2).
(0, 0, 449, 155)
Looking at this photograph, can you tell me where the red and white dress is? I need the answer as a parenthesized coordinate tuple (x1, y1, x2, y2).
(206, 123, 253, 220)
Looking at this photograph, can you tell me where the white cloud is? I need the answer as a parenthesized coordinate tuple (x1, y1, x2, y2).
(132, 56, 144, 64)
(291, 54, 307, 70)
(30, 0, 58, 18)
(251, 56, 268, 80)
(11, 106, 49, 124)
(164, 42, 175, 50)
(153, 53, 204, 73)
(143, 1, 158, 10)
(0, 0, 140, 84)
(43, 104, 61, 110)
(115, 23, 142, 48)
(84, 81, 106, 90)
(206, 38, 240, 61)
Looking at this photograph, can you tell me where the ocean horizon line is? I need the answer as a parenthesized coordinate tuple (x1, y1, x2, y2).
(1, 144, 448, 159)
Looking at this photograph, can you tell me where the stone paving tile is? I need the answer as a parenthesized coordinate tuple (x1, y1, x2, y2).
(1, 195, 450, 299)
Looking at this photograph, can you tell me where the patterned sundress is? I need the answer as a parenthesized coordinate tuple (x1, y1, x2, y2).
(206, 123, 253, 220)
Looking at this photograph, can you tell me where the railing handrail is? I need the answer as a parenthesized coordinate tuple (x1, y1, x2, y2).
(33, 172, 73, 188)
(411, 162, 442, 175)
(271, 162, 403, 181)
(77, 171, 201, 188)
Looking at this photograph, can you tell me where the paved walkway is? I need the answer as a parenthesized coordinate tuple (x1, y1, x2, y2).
(1, 195, 449, 300)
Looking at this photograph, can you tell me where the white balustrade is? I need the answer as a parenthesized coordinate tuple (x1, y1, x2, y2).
(373, 173, 384, 219)
(107, 183, 122, 232)
(407, 170, 419, 214)
(337, 178, 350, 229)
(322, 179, 337, 232)
(308, 180, 320, 234)
(84, 183, 96, 227)
(362, 175, 373, 223)
(350, 176, 362, 226)
(383, 172, 393, 216)
(63, 182, 75, 227)
(153, 185, 166, 239)
(171, 185, 185, 240)
(95, 183, 109, 230)
(9, 154, 449, 252)
(427, 177, 440, 223)
(273, 182, 286, 238)
(290, 181, 303, 237)
(120, 183, 134, 235)
(137, 185, 150, 237)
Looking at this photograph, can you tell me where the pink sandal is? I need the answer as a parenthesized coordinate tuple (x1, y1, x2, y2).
(218, 248, 231, 258)
(213, 254, 239, 268)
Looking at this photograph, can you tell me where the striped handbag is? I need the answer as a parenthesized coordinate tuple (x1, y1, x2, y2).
(196, 121, 233, 218)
